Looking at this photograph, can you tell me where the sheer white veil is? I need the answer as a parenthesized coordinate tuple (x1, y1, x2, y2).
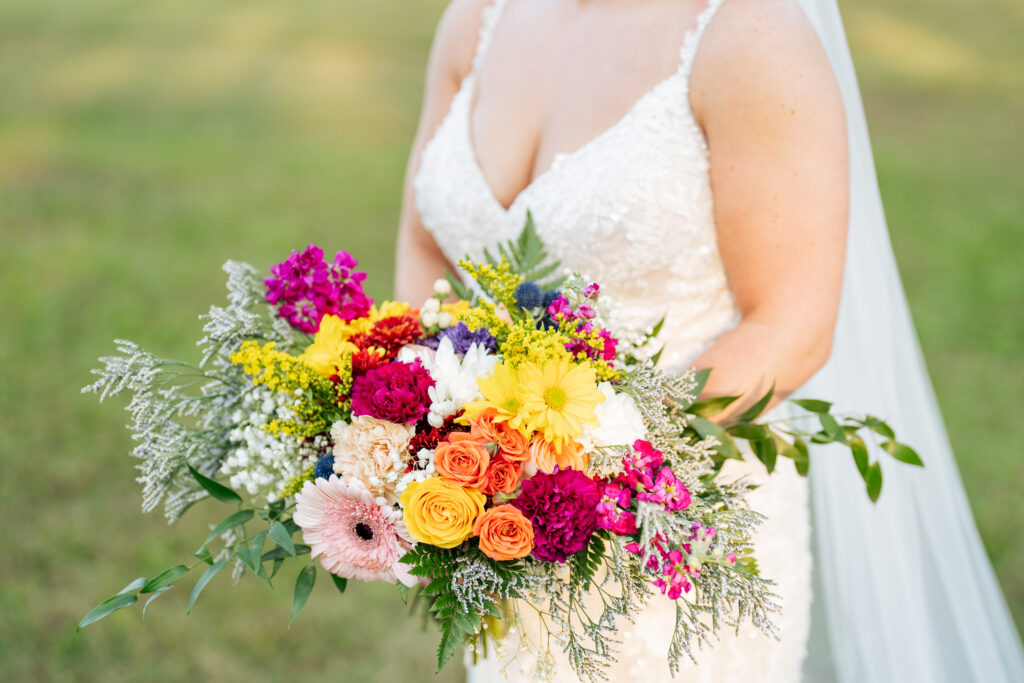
(791, 1, 1024, 681)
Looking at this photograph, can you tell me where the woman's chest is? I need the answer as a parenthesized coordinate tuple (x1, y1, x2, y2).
(469, 1, 704, 207)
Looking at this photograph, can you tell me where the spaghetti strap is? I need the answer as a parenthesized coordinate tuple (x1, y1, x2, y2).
(679, 0, 726, 83)
(469, 0, 511, 76)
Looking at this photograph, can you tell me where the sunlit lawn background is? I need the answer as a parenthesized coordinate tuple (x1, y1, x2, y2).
(1, 0, 1021, 680)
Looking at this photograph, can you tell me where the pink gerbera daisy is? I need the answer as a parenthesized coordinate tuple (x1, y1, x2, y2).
(293, 476, 416, 586)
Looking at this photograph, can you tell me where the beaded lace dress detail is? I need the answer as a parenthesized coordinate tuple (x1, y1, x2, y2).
(414, 1, 812, 680)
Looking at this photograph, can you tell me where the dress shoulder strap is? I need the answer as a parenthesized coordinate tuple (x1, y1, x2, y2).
(469, 0, 511, 76)
(679, 0, 726, 81)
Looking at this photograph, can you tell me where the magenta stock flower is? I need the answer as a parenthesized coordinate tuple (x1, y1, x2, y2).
(637, 466, 691, 511)
(511, 468, 601, 563)
(264, 244, 372, 333)
(350, 360, 434, 425)
(596, 482, 638, 536)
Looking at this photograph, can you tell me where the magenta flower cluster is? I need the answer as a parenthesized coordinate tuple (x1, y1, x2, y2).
(546, 289, 619, 362)
(512, 468, 601, 563)
(350, 360, 434, 425)
(264, 244, 372, 333)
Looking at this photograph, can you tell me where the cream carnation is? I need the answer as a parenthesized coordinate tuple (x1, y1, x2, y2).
(331, 415, 415, 505)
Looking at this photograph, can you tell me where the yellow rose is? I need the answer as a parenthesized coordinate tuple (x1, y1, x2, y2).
(400, 477, 486, 549)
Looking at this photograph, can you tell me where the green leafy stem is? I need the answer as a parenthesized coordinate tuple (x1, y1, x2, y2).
(680, 368, 923, 502)
(77, 468, 337, 631)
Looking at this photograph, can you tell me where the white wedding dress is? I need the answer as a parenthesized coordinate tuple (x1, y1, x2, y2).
(414, 1, 813, 680)
(413, 0, 1024, 681)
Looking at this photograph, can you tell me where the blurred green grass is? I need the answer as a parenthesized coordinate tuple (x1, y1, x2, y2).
(0, 0, 1020, 680)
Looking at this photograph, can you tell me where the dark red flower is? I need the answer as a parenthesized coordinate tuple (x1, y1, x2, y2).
(511, 468, 601, 563)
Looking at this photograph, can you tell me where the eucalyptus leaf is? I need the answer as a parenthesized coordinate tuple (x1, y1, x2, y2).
(726, 422, 770, 441)
(200, 509, 254, 551)
(188, 465, 242, 505)
(850, 436, 870, 478)
(864, 415, 896, 439)
(687, 395, 740, 418)
(187, 559, 228, 615)
(270, 558, 285, 580)
(791, 398, 832, 414)
(649, 316, 666, 339)
(819, 413, 847, 444)
(141, 565, 189, 594)
(883, 440, 924, 467)
(289, 565, 317, 628)
(791, 437, 810, 476)
(142, 587, 171, 617)
(77, 592, 138, 631)
(193, 547, 214, 566)
(117, 577, 148, 596)
(690, 416, 742, 461)
(866, 462, 883, 502)
(739, 382, 775, 422)
(269, 521, 296, 557)
(262, 544, 311, 562)
(752, 438, 777, 473)
(691, 368, 712, 397)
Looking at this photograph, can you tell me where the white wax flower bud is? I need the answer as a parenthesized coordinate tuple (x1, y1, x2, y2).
(433, 278, 452, 296)
(422, 297, 441, 314)
(422, 311, 440, 327)
(438, 311, 454, 328)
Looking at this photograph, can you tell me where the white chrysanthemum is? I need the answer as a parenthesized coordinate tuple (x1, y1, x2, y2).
(331, 416, 415, 505)
(415, 337, 496, 428)
(578, 382, 647, 454)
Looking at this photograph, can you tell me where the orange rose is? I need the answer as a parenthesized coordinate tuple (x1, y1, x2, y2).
(480, 456, 522, 496)
(434, 432, 490, 488)
(473, 504, 534, 561)
(470, 408, 529, 462)
(528, 436, 589, 474)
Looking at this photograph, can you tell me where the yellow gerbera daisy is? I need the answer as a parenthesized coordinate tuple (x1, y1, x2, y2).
(462, 362, 530, 434)
(519, 359, 605, 449)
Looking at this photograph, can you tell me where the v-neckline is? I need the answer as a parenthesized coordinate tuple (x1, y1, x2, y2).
(461, 0, 716, 216)
(463, 69, 682, 215)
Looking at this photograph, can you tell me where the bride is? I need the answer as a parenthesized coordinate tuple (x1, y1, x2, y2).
(394, 0, 1024, 681)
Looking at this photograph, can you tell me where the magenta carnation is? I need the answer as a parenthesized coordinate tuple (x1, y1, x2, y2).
(264, 244, 372, 333)
(511, 468, 601, 563)
(350, 360, 434, 425)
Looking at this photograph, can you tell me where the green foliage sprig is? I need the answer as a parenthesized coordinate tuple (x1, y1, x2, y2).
(680, 369, 923, 502)
(78, 469, 322, 631)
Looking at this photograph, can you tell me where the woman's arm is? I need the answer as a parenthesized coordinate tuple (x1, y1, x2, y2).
(394, 0, 491, 303)
(689, 0, 850, 417)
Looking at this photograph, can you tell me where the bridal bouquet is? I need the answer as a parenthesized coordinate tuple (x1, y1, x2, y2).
(81, 220, 919, 680)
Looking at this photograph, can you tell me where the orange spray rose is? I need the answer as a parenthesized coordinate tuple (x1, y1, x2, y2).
(473, 504, 535, 561)
(434, 432, 490, 489)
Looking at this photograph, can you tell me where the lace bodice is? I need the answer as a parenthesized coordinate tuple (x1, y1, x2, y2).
(413, 1, 812, 680)
(415, 0, 740, 371)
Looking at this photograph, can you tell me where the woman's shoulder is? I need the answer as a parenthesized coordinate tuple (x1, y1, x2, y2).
(430, 0, 496, 84)
(691, 0, 840, 125)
